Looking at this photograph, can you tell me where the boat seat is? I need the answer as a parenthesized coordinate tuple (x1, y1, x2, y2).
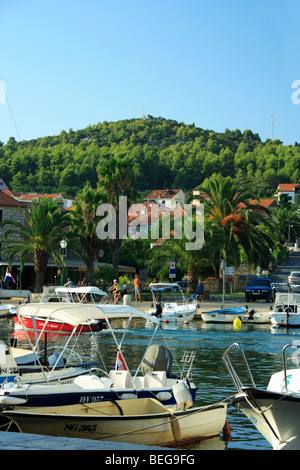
(108, 370, 134, 389)
(74, 375, 113, 390)
(143, 371, 167, 388)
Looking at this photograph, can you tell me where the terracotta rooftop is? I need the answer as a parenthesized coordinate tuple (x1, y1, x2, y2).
(144, 189, 182, 200)
(277, 183, 300, 192)
(19, 193, 63, 201)
(0, 191, 27, 208)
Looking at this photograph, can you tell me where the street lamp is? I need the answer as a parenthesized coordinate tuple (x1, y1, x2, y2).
(60, 240, 68, 285)
(288, 225, 294, 246)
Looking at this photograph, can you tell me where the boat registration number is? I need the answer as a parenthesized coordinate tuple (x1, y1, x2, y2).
(64, 423, 97, 433)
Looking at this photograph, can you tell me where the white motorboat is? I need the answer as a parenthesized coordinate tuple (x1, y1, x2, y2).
(0, 303, 197, 409)
(241, 309, 271, 324)
(201, 306, 271, 324)
(201, 306, 247, 323)
(0, 339, 96, 387)
(40, 285, 107, 303)
(3, 391, 227, 447)
(148, 283, 197, 322)
(13, 286, 109, 333)
(223, 342, 300, 450)
(270, 285, 300, 327)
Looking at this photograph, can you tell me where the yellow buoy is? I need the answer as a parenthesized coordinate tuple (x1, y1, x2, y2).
(233, 317, 242, 328)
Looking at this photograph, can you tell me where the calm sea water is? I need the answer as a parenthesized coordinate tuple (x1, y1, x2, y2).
(1, 315, 299, 450)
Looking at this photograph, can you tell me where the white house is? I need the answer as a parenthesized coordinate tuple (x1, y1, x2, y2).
(144, 188, 185, 209)
(18, 193, 74, 209)
(275, 183, 300, 204)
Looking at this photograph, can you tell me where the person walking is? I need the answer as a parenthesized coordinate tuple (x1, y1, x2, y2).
(134, 274, 142, 302)
(196, 279, 204, 302)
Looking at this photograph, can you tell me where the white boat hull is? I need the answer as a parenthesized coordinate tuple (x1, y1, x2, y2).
(0, 372, 197, 409)
(149, 304, 196, 322)
(241, 311, 271, 324)
(4, 398, 227, 447)
(232, 388, 300, 450)
(201, 307, 247, 323)
(201, 308, 270, 324)
(270, 312, 300, 327)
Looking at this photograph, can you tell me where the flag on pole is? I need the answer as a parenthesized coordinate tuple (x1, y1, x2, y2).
(115, 351, 127, 370)
(5, 268, 15, 285)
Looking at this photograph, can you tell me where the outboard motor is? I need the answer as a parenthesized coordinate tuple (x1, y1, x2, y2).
(154, 303, 162, 318)
(248, 309, 255, 320)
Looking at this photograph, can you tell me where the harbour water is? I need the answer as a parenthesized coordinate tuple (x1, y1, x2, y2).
(1, 313, 298, 451)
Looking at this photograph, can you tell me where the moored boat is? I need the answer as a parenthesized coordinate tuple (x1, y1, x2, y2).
(201, 306, 247, 323)
(3, 394, 227, 447)
(13, 286, 108, 333)
(148, 283, 197, 322)
(223, 342, 300, 450)
(0, 303, 197, 409)
(269, 285, 300, 328)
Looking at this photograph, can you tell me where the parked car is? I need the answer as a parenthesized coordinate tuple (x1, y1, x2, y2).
(245, 278, 274, 302)
(288, 271, 300, 284)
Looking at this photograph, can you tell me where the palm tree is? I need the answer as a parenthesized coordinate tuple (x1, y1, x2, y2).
(70, 183, 107, 284)
(148, 223, 228, 293)
(0, 198, 73, 293)
(98, 155, 136, 274)
(196, 174, 274, 269)
(269, 205, 300, 245)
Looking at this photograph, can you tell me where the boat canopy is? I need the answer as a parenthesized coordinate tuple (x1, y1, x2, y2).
(54, 286, 107, 296)
(149, 283, 179, 288)
(17, 303, 159, 327)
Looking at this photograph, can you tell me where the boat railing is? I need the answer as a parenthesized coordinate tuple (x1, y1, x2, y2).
(180, 351, 195, 379)
(222, 343, 256, 392)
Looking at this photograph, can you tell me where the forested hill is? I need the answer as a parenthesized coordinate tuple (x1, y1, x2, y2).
(1, 116, 299, 199)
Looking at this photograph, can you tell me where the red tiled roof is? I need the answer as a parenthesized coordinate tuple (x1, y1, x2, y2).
(19, 193, 62, 201)
(144, 189, 182, 200)
(249, 199, 278, 207)
(278, 183, 300, 192)
(0, 191, 27, 208)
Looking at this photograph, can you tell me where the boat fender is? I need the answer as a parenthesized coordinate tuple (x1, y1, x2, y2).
(233, 317, 242, 328)
(172, 382, 193, 410)
(170, 414, 182, 442)
(164, 319, 169, 323)
(156, 391, 172, 402)
(0, 396, 27, 405)
(119, 393, 137, 400)
(223, 420, 232, 441)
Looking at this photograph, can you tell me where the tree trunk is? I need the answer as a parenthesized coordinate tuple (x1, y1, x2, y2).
(86, 250, 95, 285)
(186, 261, 199, 294)
(34, 250, 49, 293)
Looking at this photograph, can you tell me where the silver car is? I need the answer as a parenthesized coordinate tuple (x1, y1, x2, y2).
(288, 271, 300, 284)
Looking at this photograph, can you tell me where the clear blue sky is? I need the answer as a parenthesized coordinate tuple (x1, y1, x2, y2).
(1, 0, 300, 145)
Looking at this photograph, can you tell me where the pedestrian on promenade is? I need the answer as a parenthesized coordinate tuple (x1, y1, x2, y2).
(196, 279, 204, 302)
(134, 274, 142, 302)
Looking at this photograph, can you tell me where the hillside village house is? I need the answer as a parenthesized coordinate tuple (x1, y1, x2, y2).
(0, 186, 136, 290)
(0, 191, 28, 286)
(275, 183, 300, 204)
(16, 192, 74, 209)
(128, 200, 184, 240)
(144, 188, 185, 208)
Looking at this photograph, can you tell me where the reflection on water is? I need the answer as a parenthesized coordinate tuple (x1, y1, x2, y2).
(2, 315, 300, 450)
